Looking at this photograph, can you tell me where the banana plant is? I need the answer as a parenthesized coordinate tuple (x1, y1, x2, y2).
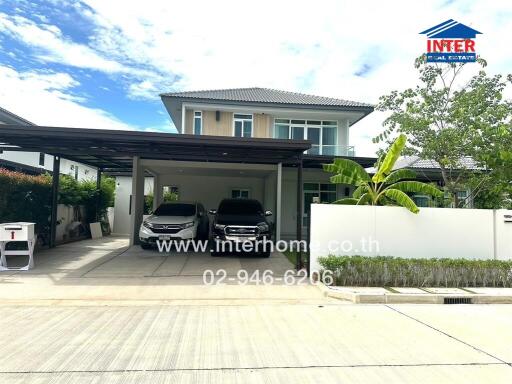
(323, 134, 444, 213)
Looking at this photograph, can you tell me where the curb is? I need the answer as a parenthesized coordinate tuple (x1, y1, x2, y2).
(316, 283, 512, 304)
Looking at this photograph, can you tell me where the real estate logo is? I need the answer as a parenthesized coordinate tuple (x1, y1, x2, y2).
(420, 19, 482, 63)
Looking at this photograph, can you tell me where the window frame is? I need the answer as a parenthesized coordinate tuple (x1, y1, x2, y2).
(233, 113, 253, 138)
(193, 110, 202, 135)
(303, 182, 337, 226)
(231, 188, 250, 199)
(273, 119, 338, 154)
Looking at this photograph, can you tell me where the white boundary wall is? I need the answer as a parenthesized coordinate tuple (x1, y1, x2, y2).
(310, 205, 512, 273)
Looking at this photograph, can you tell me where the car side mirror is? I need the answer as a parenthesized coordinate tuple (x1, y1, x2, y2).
(208, 209, 217, 215)
(198, 211, 203, 217)
(265, 210, 273, 216)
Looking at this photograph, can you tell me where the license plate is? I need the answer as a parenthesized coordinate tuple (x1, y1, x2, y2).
(226, 236, 256, 242)
(158, 235, 172, 241)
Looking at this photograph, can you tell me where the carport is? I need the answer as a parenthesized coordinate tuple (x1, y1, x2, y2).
(0, 125, 311, 269)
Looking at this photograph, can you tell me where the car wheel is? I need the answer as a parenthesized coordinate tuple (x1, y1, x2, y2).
(210, 250, 221, 257)
(140, 243, 152, 250)
(261, 250, 271, 258)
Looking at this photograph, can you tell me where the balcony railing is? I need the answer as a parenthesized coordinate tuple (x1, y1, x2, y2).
(305, 145, 355, 157)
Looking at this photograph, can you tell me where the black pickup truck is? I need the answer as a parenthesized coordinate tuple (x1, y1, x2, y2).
(209, 198, 272, 257)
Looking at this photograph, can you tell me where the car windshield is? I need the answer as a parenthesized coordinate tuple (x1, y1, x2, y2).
(218, 200, 263, 215)
(154, 203, 196, 216)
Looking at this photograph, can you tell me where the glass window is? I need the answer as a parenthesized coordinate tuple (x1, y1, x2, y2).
(413, 195, 430, 207)
(320, 183, 337, 192)
(275, 124, 289, 139)
(231, 189, 250, 199)
(273, 119, 339, 155)
(193, 111, 202, 135)
(303, 183, 337, 226)
(234, 113, 252, 119)
(234, 114, 252, 137)
(307, 127, 321, 155)
(243, 121, 252, 137)
(39, 153, 45, 166)
(322, 127, 336, 146)
(291, 126, 304, 140)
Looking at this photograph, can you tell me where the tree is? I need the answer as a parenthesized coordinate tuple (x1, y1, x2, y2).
(374, 55, 512, 207)
(323, 134, 443, 213)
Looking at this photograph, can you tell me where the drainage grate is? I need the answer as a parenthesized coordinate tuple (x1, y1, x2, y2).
(444, 297, 472, 304)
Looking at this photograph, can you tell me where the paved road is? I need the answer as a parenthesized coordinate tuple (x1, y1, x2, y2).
(1, 303, 511, 383)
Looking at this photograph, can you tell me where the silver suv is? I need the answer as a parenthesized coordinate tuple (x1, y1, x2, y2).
(139, 202, 209, 249)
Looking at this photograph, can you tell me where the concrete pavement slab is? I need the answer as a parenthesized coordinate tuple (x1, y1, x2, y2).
(387, 304, 512, 364)
(0, 305, 501, 374)
(2, 364, 511, 384)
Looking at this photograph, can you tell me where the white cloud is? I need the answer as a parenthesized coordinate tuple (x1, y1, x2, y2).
(0, 12, 150, 76)
(2, 1, 512, 155)
(76, 0, 512, 155)
(0, 65, 136, 130)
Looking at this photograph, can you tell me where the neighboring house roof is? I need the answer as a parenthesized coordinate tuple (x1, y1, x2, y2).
(0, 106, 34, 125)
(366, 156, 484, 174)
(394, 156, 483, 171)
(161, 87, 373, 109)
(420, 19, 482, 39)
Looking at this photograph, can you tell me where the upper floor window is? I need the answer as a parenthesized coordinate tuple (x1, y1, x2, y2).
(193, 111, 202, 135)
(274, 119, 337, 155)
(233, 114, 253, 137)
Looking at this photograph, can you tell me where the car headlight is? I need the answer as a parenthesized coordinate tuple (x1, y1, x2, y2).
(214, 224, 226, 230)
(257, 222, 269, 232)
(181, 222, 195, 229)
(142, 221, 154, 229)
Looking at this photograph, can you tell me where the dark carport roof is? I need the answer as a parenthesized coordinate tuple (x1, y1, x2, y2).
(0, 125, 311, 171)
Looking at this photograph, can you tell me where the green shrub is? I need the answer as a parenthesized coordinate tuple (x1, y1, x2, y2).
(0, 168, 116, 241)
(318, 255, 512, 288)
(0, 168, 52, 237)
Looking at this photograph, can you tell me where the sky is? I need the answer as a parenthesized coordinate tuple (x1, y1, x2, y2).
(0, 0, 511, 156)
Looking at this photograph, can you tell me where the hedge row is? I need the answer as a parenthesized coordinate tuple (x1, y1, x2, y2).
(318, 255, 512, 288)
(0, 168, 115, 243)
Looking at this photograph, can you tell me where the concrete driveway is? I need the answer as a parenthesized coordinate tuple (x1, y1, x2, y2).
(0, 304, 511, 383)
(1, 236, 294, 278)
(1, 237, 512, 383)
(0, 236, 319, 303)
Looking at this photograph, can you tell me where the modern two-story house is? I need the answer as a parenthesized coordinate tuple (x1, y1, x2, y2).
(0, 87, 375, 251)
(113, 88, 375, 240)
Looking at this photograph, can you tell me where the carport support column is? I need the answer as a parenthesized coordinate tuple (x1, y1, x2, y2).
(153, 174, 162, 212)
(95, 168, 102, 222)
(296, 156, 303, 271)
(130, 156, 145, 246)
(276, 163, 282, 242)
(49, 156, 60, 248)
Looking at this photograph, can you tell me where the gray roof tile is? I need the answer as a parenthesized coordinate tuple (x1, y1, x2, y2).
(161, 87, 373, 109)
